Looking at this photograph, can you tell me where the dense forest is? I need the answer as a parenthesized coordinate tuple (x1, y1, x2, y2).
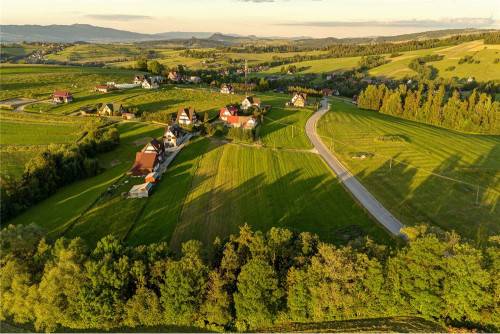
(0, 124, 120, 222)
(1, 223, 499, 333)
(358, 85, 500, 134)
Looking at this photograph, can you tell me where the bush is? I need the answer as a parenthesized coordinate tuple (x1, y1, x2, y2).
(227, 127, 254, 143)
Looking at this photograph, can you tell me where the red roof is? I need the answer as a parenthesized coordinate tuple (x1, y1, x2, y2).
(220, 106, 238, 118)
(130, 152, 159, 171)
(95, 85, 108, 89)
(53, 90, 71, 97)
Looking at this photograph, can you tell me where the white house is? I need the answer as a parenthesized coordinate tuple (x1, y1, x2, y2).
(177, 107, 198, 125)
(128, 182, 153, 198)
(163, 124, 183, 147)
(220, 106, 238, 121)
(241, 96, 262, 110)
(142, 77, 159, 89)
(221, 83, 234, 94)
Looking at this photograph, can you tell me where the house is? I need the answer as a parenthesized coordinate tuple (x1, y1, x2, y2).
(323, 88, 332, 96)
(145, 172, 159, 183)
(134, 74, 148, 85)
(241, 96, 261, 110)
(220, 106, 238, 121)
(168, 71, 182, 82)
(141, 138, 165, 158)
(53, 90, 73, 103)
(221, 83, 234, 94)
(188, 76, 201, 84)
(224, 115, 258, 129)
(142, 77, 159, 89)
(163, 124, 183, 147)
(151, 76, 163, 83)
(129, 182, 153, 198)
(97, 103, 124, 116)
(95, 85, 111, 92)
(122, 112, 136, 119)
(129, 152, 159, 176)
(290, 93, 307, 107)
(177, 107, 198, 125)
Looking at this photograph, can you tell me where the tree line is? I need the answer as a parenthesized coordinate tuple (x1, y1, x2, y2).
(358, 84, 500, 134)
(1, 223, 499, 333)
(408, 54, 443, 80)
(0, 123, 120, 222)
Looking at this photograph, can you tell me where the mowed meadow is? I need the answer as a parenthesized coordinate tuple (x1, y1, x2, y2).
(317, 100, 500, 244)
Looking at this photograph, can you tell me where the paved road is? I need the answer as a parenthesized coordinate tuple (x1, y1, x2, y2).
(305, 99, 406, 237)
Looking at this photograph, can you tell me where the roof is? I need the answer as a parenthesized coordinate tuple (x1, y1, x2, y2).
(95, 85, 108, 89)
(130, 182, 153, 192)
(220, 106, 238, 117)
(143, 77, 158, 85)
(142, 138, 164, 153)
(225, 115, 257, 125)
(54, 90, 71, 97)
(130, 152, 158, 171)
(135, 74, 148, 80)
(98, 103, 122, 112)
(178, 107, 197, 121)
(244, 96, 261, 104)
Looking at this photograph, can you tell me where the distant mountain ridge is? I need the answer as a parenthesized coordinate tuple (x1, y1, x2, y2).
(0, 24, 496, 46)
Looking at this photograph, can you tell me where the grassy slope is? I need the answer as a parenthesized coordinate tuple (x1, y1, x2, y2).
(317, 100, 500, 244)
(257, 56, 361, 77)
(7, 122, 163, 239)
(162, 140, 392, 253)
(0, 121, 83, 145)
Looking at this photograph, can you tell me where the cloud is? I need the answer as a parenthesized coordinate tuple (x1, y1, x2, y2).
(278, 17, 498, 28)
(84, 14, 152, 21)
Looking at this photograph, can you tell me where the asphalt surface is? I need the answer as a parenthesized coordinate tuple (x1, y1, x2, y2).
(305, 99, 406, 237)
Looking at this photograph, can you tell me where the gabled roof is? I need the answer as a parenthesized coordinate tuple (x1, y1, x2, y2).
(142, 138, 164, 153)
(292, 92, 307, 103)
(134, 74, 148, 81)
(146, 172, 159, 179)
(54, 90, 71, 97)
(130, 182, 153, 192)
(177, 107, 197, 121)
(95, 85, 109, 89)
(143, 77, 158, 85)
(220, 106, 238, 117)
(243, 96, 261, 104)
(130, 152, 158, 171)
(98, 103, 122, 112)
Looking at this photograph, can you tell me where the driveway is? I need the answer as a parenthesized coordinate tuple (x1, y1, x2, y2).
(305, 99, 406, 237)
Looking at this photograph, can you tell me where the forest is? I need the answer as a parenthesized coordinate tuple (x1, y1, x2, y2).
(358, 85, 500, 134)
(1, 223, 498, 333)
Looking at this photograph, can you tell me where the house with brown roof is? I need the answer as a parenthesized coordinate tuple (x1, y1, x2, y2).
(241, 96, 262, 110)
(223, 115, 258, 129)
(129, 152, 159, 177)
(97, 103, 124, 116)
(289, 92, 307, 107)
(163, 124, 183, 147)
(220, 106, 238, 121)
(221, 83, 234, 94)
(177, 107, 198, 125)
(141, 138, 165, 159)
(95, 85, 111, 92)
(142, 77, 159, 89)
(53, 90, 73, 103)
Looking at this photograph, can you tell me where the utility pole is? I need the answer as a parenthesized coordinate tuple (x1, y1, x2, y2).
(245, 59, 248, 85)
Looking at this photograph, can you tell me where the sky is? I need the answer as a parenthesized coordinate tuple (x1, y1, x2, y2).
(1, 0, 499, 38)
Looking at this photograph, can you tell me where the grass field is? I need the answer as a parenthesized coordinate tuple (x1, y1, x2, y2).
(130, 138, 392, 253)
(0, 65, 142, 100)
(258, 56, 361, 77)
(317, 100, 500, 244)
(259, 107, 314, 150)
(7, 122, 164, 239)
(0, 121, 83, 145)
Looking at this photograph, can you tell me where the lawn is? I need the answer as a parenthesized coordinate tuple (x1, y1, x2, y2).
(0, 146, 42, 178)
(0, 121, 83, 145)
(6, 122, 164, 238)
(317, 101, 500, 244)
(259, 107, 314, 150)
(130, 138, 393, 253)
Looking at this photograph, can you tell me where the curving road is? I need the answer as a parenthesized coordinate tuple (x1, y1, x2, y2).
(305, 99, 406, 237)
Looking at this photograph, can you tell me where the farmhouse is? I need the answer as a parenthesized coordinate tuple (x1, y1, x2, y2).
(289, 93, 307, 107)
(53, 90, 73, 103)
(177, 107, 198, 125)
(129, 182, 153, 198)
(145, 172, 159, 183)
(241, 96, 261, 110)
(134, 74, 148, 85)
(141, 138, 165, 158)
(221, 83, 234, 94)
(95, 85, 111, 92)
(168, 71, 182, 82)
(224, 115, 258, 129)
(122, 112, 136, 119)
(220, 106, 238, 121)
(163, 124, 183, 147)
(151, 76, 163, 83)
(97, 103, 124, 116)
(142, 77, 159, 89)
(130, 152, 159, 176)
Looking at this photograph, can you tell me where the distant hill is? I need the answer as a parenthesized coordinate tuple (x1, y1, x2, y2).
(0, 24, 497, 47)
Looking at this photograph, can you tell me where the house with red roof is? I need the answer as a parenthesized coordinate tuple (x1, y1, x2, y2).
(220, 106, 239, 121)
(224, 115, 258, 129)
(168, 71, 182, 82)
(95, 85, 111, 92)
(53, 90, 73, 103)
(129, 152, 159, 177)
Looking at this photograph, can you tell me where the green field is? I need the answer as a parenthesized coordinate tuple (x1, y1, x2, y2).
(317, 100, 500, 244)
(259, 107, 314, 150)
(7, 122, 164, 238)
(0, 65, 142, 100)
(131, 138, 392, 252)
(0, 121, 83, 145)
(259, 56, 361, 77)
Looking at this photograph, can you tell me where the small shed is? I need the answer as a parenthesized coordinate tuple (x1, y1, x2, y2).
(129, 182, 153, 198)
(145, 172, 159, 183)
